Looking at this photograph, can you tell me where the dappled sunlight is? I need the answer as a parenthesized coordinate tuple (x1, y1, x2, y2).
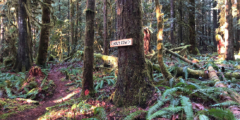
(53, 89, 81, 103)
(37, 100, 103, 120)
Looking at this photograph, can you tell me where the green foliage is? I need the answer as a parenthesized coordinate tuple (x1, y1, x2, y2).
(93, 107, 107, 120)
(180, 96, 194, 120)
(207, 108, 236, 120)
(211, 101, 240, 107)
(123, 110, 146, 120)
(94, 76, 116, 91)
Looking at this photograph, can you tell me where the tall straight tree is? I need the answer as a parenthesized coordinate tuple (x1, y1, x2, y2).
(14, 0, 32, 72)
(70, 0, 75, 54)
(81, 0, 95, 97)
(36, 0, 51, 66)
(225, 0, 234, 60)
(103, 0, 108, 55)
(237, 0, 240, 52)
(213, 0, 218, 51)
(170, 0, 175, 44)
(189, 0, 199, 54)
(112, 0, 154, 108)
(155, 0, 173, 83)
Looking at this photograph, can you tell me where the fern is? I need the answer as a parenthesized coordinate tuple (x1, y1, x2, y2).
(207, 108, 236, 120)
(180, 96, 194, 120)
(199, 114, 209, 120)
(147, 110, 167, 120)
(147, 99, 167, 118)
(93, 107, 107, 120)
(211, 101, 240, 107)
(123, 110, 146, 120)
(162, 87, 190, 99)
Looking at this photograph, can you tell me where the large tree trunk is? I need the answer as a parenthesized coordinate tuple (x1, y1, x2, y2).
(103, 0, 109, 55)
(36, 0, 51, 66)
(112, 0, 154, 108)
(170, 0, 175, 44)
(237, 0, 240, 52)
(225, 0, 234, 60)
(213, 1, 218, 51)
(0, 16, 5, 62)
(70, 0, 75, 54)
(14, 0, 32, 72)
(81, 0, 95, 97)
(189, 0, 199, 54)
(178, 1, 183, 43)
(155, 0, 173, 82)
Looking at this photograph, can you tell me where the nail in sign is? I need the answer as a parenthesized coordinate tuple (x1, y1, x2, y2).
(110, 38, 133, 47)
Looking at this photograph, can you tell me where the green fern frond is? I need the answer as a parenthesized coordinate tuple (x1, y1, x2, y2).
(147, 110, 167, 120)
(94, 107, 107, 120)
(208, 108, 236, 120)
(163, 106, 183, 113)
(123, 110, 146, 120)
(162, 87, 190, 99)
(199, 114, 209, 120)
(211, 101, 240, 107)
(181, 96, 194, 120)
(147, 99, 167, 118)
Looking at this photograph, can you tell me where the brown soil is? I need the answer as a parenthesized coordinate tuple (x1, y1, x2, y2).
(5, 67, 74, 120)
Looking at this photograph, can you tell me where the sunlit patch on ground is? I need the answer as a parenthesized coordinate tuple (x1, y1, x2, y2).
(0, 98, 37, 119)
(53, 88, 81, 103)
(37, 99, 105, 120)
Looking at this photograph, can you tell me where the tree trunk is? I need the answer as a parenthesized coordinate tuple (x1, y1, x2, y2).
(74, 0, 79, 53)
(213, 1, 218, 51)
(81, 0, 95, 97)
(189, 0, 199, 54)
(225, 0, 234, 60)
(70, 0, 75, 54)
(36, 0, 51, 66)
(0, 16, 5, 62)
(103, 0, 109, 55)
(178, 1, 183, 43)
(112, 0, 154, 108)
(155, 0, 173, 82)
(237, 0, 240, 52)
(14, 0, 32, 72)
(170, 0, 175, 44)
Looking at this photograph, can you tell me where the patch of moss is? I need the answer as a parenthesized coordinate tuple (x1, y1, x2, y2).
(0, 98, 37, 119)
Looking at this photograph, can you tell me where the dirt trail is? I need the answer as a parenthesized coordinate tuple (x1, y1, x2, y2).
(6, 68, 72, 120)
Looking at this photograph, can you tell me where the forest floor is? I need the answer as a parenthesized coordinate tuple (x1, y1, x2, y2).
(1, 52, 240, 120)
(5, 64, 79, 120)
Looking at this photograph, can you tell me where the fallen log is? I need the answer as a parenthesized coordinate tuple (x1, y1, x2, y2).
(169, 45, 191, 52)
(164, 48, 202, 69)
(208, 66, 240, 104)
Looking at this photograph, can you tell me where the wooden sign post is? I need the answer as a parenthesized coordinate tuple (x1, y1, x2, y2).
(110, 38, 133, 47)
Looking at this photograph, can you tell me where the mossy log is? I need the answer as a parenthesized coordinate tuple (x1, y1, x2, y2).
(224, 72, 240, 79)
(150, 47, 201, 69)
(16, 98, 39, 105)
(164, 48, 201, 69)
(169, 45, 191, 51)
(208, 66, 240, 104)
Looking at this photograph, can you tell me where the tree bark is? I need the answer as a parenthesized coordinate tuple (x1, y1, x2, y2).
(189, 0, 199, 54)
(225, 0, 234, 60)
(103, 0, 109, 55)
(237, 0, 240, 52)
(155, 0, 173, 82)
(170, 0, 175, 44)
(70, 0, 75, 53)
(36, 0, 51, 67)
(178, 1, 183, 43)
(81, 0, 95, 97)
(14, 0, 32, 72)
(213, 1, 218, 51)
(112, 0, 154, 108)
